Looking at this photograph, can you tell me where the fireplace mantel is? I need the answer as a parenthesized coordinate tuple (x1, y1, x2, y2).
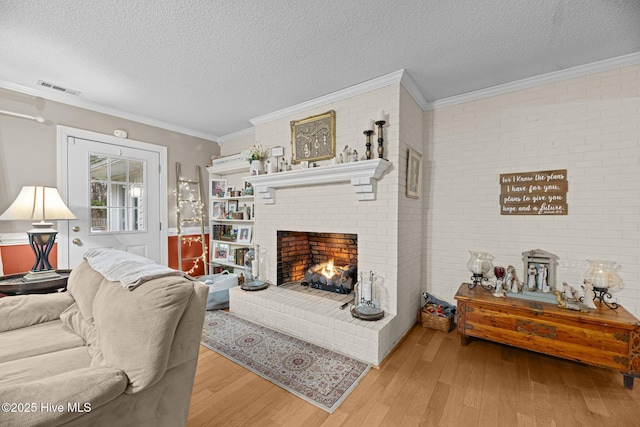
(244, 159, 391, 204)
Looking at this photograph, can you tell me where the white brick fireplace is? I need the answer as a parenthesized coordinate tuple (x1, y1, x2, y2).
(230, 160, 400, 365)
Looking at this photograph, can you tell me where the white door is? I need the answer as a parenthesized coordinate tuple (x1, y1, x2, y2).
(57, 127, 168, 268)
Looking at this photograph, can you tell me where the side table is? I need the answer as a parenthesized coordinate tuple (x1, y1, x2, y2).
(0, 270, 71, 296)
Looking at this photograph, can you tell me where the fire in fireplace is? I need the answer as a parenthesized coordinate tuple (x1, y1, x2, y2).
(277, 231, 358, 294)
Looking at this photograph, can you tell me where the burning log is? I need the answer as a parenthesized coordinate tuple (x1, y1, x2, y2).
(304, 261, 357, 293)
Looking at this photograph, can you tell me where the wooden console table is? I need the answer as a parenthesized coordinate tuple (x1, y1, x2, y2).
(455, 283, 640, 389)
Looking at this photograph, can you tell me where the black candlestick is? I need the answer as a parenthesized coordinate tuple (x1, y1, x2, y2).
(363, 130, 374, 160)
(375, 120, 386, 159)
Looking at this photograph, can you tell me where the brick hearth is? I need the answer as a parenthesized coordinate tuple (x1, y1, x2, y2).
(229, 286, 395, 365)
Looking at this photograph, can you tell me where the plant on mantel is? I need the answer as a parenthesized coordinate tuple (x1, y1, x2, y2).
(241, 142, 269, 162)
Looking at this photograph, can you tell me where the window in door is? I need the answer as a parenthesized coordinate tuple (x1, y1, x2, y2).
(89, 155, 146, 233)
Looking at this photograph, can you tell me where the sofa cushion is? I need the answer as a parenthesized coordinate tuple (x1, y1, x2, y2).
(0, 366, 127, 427)
(0, 346, 92, 387)
(0, 292, 74, 333)
(60, 303, 104, 364)
(0, 319, 84, 363)
(66, 260, 107, 323)
(92, 275, 194, 393)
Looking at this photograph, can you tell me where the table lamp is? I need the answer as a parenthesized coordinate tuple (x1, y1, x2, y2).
(0, 186, 76, 282)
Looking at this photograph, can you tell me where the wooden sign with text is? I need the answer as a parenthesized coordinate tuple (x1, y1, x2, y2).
(500, 169, 568, 215)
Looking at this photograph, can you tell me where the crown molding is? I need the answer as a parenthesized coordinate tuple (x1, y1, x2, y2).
(426, 52, 640, 110)
(250, 70, 405, 126)
(217, 127, 255, 146)
(0, 80, 219, 142)
(400, 71, 430, 111)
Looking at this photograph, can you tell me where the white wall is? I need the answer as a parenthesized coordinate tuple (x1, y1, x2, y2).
(425, 64, 640, 316)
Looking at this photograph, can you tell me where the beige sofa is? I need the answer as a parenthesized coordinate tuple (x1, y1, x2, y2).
(0, 260, 208, 427)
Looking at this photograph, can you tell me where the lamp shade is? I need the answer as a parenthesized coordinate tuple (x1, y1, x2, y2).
(0, 186, 76, 222)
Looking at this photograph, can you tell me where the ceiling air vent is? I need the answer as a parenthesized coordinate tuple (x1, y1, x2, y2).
(37, 80, 81, 96)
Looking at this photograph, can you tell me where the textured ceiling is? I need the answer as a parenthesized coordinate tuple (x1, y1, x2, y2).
(1, 0, 639, 141)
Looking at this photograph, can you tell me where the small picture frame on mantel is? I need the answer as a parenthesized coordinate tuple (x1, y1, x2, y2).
(407, 148, 423, 199)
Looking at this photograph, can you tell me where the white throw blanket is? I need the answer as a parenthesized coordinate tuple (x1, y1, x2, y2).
(83, 248, 189, 290)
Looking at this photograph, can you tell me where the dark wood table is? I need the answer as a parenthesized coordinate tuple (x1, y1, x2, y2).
(455, 283, 640, 389)
(0, 270, 71, 296)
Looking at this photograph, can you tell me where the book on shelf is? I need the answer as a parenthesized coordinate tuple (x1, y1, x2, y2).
(211, 224, 237, 242)
(234, 247, 250, 266)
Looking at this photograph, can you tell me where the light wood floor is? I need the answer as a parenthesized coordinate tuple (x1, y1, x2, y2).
(187, 324, 640, 427)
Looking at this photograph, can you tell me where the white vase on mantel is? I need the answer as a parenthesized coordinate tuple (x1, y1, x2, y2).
(250, 160, 264, 175)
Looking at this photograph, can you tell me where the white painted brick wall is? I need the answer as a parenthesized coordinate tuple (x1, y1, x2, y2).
(424, 64, 640, 317)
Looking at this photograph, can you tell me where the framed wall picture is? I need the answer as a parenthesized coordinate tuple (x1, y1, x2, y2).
(213, 242, 229, 261)
(407, 148, 423, 199)
(237, 225, 252, 244)
(290, 110, 336, 164)
(211, 179, 227, 197)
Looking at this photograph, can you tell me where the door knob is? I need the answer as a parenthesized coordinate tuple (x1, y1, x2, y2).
(72, 238, 82, 246)
(72, 226, 80, 232)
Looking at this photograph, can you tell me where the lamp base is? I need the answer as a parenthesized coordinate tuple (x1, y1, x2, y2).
(592, 286, 618, 309)
(22, 269, 61, 283)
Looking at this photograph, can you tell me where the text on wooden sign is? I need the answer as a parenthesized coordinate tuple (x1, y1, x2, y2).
(499, 169, 568, 215)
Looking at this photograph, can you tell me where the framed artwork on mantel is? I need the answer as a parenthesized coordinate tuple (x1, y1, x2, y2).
(290, 110, 336, 164)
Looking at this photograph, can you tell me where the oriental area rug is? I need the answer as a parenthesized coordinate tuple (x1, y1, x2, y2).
(201, 310, 370, 413)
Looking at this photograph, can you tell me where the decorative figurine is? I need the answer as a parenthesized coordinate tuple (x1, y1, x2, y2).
(493, 278, 506, 297)
(582, 280, 597, 309)
(342, 145, 351, 163)
(553, 289, 589, 312)
(492, 266, 506, 297)
(505, 265, 522, 293)
(350, 149, 358, 162)
(527, 264, 538, 290)
(538, 265, 550, 292)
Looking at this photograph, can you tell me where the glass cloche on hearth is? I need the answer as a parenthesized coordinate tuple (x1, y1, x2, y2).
(351, 271, 384, 321)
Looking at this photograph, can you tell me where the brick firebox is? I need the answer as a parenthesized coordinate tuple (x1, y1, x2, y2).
(276, 231, 358, 285)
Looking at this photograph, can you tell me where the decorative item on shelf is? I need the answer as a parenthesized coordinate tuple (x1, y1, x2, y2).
(522, 249, 558, 292)
(504, 265, 522, 293)
(351, 271, 384, 321)
(466, 251, 494, 290)
(375, 110, 386, 159)
(265, 160, 274, 174)
(242, 142, 269, 175)
(0, 186, 76, 282)
(553, 282, 589, 312)
(583, 260, 623, 309)
(492, 266, 506, 297)
(363, 119, 374, 160)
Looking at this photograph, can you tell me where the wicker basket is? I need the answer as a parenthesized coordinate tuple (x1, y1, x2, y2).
(419, 307, 455, 332)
